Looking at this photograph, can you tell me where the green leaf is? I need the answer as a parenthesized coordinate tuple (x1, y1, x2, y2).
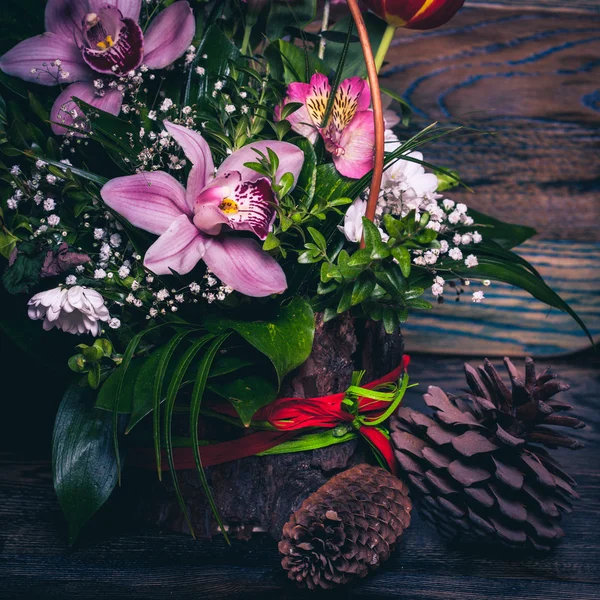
(375, 265, 407, 297)
(189, 333, 231, 542)
(164, 335, 214, 538)
(466, 208, 537, 249)
(382, 307, 399, 334)
(323, 12, 388, 80)
(263, 232, 281, 251)
(337, 249, 363, 278)
(205, 297, 314, 386)
(321, 261, 342, 283)
(406, 297, 433, 310)
(209, 373, 277, 427)
(351, 272, 376, 306)
(280, 101, 304, 120)
(52, 383, 122, 545)
(185, 25, 240, 106)
(294, 138, 317, 207)
(266, 0, 317, 40)
(391, 246, 412, 278)
(95, 359, 144, 413)
(265, 39, 328, 84)
(308, 226, 327, 252)
(445, 256, 593, 343)
(0, 228, 18, 259)
(336, 284, 353, 314)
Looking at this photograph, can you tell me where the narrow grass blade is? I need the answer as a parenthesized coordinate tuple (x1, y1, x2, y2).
(189, 332, 231, 543)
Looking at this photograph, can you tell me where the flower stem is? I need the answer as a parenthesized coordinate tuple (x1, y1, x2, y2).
(318, 0, 331, 60)
(374, 24, 397, 73)
(241, 24, 253, 56)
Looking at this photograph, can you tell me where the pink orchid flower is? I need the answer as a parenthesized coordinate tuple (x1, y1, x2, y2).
(0, 0, 195, 134)
(101, 122, 305, 297)
(278, 73, 374, 179)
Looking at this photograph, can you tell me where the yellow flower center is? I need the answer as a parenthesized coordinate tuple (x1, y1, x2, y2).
(219, 198, 238, 214)
(96, 35, 115, 50)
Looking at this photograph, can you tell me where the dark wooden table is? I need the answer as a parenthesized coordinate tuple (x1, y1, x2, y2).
(1, 354, 598, 600)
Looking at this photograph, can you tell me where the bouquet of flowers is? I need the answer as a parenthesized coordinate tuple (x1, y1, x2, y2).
(0, 0, 590, 584)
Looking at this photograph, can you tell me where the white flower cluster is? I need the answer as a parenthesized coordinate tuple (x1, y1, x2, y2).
(340, 128, 490, 303)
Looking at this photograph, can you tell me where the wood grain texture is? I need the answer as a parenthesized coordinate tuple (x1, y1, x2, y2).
(1, 354, 598, 600)
(467, 1, 600, 13)
(402, 239, 600, 357)
(383, 7, 600, 241)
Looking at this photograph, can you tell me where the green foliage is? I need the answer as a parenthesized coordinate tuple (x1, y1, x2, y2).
(265, 39, 329, 84)
(266, 0, 317, 40)
(1, 240, 44, 294)
(205, 296, 315, 386)
(323, 13, 389, 81)
(52, 383, 123, 545)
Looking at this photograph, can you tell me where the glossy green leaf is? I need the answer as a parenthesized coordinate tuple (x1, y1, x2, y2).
(52, 383, 123, 545)
(205, 297, 314, 386)
(464, 208, 537, 249)
(391, 246, 412, 278)
(351, 272, 376, 306)
(209, 373, 277, 427)
(95, 359, 144, 413)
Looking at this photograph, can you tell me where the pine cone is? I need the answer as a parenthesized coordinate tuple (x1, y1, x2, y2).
(279, 464, 412, 589)
(391, 357, 584, 551)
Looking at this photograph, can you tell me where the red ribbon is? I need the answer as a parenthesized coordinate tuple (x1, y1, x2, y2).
(128, 356, 410, 473)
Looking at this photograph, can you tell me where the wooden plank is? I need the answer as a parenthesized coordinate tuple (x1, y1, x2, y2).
(402, 239, 600, 357)
(382, 7, 600, 241)
(1, 354, 598, 599)
(467, 1, 600, 13)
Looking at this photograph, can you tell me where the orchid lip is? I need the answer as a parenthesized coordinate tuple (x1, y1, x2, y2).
(81, 9, 144, 75)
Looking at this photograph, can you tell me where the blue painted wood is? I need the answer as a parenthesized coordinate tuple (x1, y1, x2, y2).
(402, 240, 600, 357)
(382, 7, 600, 242)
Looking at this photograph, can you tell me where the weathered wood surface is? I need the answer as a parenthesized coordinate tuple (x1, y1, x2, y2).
(1, 354, 598, 599)
(402, 239, 600, 357)
(384, 6, 600, 241)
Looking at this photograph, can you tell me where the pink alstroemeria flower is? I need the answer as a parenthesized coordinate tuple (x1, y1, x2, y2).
(0, 0, 195, 134)
(101, 122, 304, 297)
(278, 73, 374, 179)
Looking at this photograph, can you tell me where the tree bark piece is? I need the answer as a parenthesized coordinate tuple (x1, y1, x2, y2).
(130, 315, 404, 540)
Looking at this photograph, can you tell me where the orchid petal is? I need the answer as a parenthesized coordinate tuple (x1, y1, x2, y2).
(50, 81, 123, 135)
(217, 141, 304, 189)
(334, 110, 375, 179)
(163, 121, 215, 208)
(45, 0, 88, 40)
(280, 81, 319, 143)
(192, 179, 237, 236)
(143, 1, 195, 70)
(144, 214, 207, 276)
(101, 172, 189, 235)
(202, 237, 287, 297)
(0, 33, 91, 86)
(89, 0, 142, 21)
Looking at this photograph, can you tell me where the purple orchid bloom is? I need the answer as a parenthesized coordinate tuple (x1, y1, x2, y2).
(0, 0, 195, 134)
(277, 73, 375, 179)
(101, 122, 305, 297)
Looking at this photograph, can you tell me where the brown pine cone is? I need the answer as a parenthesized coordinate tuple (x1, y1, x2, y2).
(391, 357, 584, 551)
(279, 464, 412, 589)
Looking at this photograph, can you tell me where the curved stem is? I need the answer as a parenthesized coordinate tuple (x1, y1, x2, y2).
(318, 0, 331, 60)
(374, 24, 397, 73)
(345, 0, 386, 238)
